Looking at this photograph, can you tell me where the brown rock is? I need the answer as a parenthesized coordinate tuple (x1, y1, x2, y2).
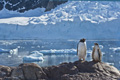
(43, 62, 79, 80)
(1, 60, 120, 80)
(11, 67, 24, 80)
(11, 63, 48, 80)
(0, 66, 11, 78)
(3, 77, 20, 80)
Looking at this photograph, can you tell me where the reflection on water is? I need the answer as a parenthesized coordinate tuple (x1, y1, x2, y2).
(0, 40, 120, 70)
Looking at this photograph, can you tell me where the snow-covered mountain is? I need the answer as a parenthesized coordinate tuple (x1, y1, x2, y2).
(0, 0, 67, 18)
(0, 1, 120, 40)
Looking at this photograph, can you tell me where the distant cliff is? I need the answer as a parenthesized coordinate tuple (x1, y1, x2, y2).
(0, 0, 67, 12)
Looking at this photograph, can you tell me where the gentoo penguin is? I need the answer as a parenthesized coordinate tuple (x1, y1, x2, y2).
(92, 43, 102, 62)
(77, 38, 87, 61)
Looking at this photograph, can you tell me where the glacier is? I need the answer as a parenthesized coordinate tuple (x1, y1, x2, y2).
(0, 1, 120, 40)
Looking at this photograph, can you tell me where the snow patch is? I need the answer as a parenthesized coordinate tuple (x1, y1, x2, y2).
(0, 7, 45, 18)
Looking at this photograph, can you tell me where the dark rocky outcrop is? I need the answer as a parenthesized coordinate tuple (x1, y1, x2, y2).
(0, 61, 120, 80)
(11, 63, 48, 80)
(0, 0, 67, 12)
(0, 0, 4, 10)
(0, 65, 11, 78)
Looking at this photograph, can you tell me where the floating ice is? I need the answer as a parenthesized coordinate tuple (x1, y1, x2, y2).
(106, 62, 114, 66)
(87, 50, 92, 57)
(23, 51, 44, 62)
(10, 48, 18, 55)
(39, 49, 77, 55)
(30, 51, 43, 56)
(92, 45, 103, 49)
(40, 49, 93, 56)
(0, 48, 18, 55)
(23, 56, 44, 62)
(109, 47, 120, 52)
(0, 48, 12, 53)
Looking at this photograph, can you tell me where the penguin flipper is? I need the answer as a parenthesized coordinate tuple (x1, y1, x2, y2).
(77, 43, 79, 55)
(92, 47, 95, 60)
(98, 49, 102, 62)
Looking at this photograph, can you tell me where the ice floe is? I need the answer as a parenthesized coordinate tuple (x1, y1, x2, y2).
(0, 48, 18, 55)
(0, 48, 11, 53)
(23, 51, 44, 62)
(109, 47, 120, 52)
(39, 49, 77, 55)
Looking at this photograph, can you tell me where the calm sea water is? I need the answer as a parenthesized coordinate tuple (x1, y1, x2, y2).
(0, 40, 120, 70)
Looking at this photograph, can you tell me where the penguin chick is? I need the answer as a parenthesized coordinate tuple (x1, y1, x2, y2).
(92, 43, 102, 62)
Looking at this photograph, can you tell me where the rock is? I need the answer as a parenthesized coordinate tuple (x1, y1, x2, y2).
(0, 0, 4, 10)
(0, 66, 11, 78)
(3, 77, 20, 80)
(43, 62, 79, 80)
(45, 1, 55, 12)
(44, 61, 120, 80)
(11, 67, 25, 80)
(11, 63, 48, 80)
(0, 60, 120, 80)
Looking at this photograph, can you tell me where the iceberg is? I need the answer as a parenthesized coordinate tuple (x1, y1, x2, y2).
(10, 48, 18, 55)
(109, 47, 120, 52)
(30, 51, 43, 56)
(23, 51, 44, 62)
(0, 48, 11, 53)
(0, 48, 18, 55)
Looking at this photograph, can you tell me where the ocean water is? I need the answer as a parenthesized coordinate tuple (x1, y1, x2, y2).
(0, 40, 120, 70)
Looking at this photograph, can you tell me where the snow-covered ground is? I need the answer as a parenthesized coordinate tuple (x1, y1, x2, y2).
(0, 1, 120, 40)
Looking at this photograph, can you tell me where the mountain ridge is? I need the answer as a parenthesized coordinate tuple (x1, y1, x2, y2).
(0, 0, 67, 13)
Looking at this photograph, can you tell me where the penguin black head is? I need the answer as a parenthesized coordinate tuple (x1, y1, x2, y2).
(80, 38, 86, 42)
(94, 43, 98, 45)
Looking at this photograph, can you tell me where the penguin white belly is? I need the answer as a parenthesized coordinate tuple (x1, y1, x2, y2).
(78, 43, 86, 58)
(94, 50, 99, 61)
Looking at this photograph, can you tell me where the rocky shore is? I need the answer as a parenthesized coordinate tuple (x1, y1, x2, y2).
(0, 61, 120, 80)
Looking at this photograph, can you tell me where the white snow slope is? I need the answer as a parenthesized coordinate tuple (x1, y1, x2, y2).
(0, 1, 120, 40)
